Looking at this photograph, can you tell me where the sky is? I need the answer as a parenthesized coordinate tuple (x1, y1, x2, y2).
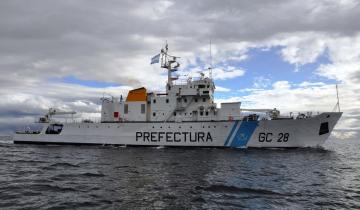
(0, 0, 359, 139)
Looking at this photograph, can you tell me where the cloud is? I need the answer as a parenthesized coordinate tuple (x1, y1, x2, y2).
(253, 76, 271, 89)
(216, 86, 231, 92)
(180, 65, 245, 81)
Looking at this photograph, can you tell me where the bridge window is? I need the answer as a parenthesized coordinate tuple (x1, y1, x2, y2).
(198, 84, 205, 88)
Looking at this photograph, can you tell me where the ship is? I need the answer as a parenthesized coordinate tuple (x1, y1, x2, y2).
(13, 44, 342, 148)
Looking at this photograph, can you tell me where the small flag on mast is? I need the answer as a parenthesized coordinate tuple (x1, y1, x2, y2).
(150, 53, 160, 64)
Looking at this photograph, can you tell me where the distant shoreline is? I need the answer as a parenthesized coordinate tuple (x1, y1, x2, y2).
(0, 135, 13, 141)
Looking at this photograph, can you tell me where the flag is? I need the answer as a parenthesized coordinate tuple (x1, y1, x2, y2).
(150, 53, 160, 64)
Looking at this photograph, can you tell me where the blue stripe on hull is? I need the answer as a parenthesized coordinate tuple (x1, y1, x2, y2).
(224, 121, 239, 146)
(230, 121, 258, 148)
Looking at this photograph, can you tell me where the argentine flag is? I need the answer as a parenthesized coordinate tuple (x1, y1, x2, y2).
(150, 53, 160, 64)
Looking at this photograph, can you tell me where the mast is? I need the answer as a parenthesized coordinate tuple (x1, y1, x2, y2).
(209, 39, 213, 79)
(160, 43, 180, 87)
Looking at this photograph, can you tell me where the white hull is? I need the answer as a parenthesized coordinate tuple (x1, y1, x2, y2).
(14, 112, 341, 148)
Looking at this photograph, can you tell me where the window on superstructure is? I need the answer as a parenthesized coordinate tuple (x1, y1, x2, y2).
(198, 84, 205, 88)
(200, 111, 203, 116)
(203, 98, 206, 102)
(207, 85, 210, 88)
(205, 111, 209, 116)
(166, 99, 169, 103)
(153, 99, 156, 103)
(124, 104, 128, 114)
(174, 112, 176, 116)
(184, 98, 187, 103)
(153, 112, 156, 117)
(141, 104, 145, 114)
(195, 99, 198, 102)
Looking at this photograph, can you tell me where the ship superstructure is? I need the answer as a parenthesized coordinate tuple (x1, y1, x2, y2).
(13, 45, 342, 148)
(101, 45, 244, 124)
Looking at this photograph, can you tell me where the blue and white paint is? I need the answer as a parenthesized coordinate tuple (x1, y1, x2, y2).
(225, 121, 259, 148)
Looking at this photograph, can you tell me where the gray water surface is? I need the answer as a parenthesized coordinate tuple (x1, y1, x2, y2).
(0, 137, 359, 209)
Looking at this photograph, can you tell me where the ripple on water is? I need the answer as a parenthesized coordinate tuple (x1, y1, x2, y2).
(0, 138, 360, 209)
